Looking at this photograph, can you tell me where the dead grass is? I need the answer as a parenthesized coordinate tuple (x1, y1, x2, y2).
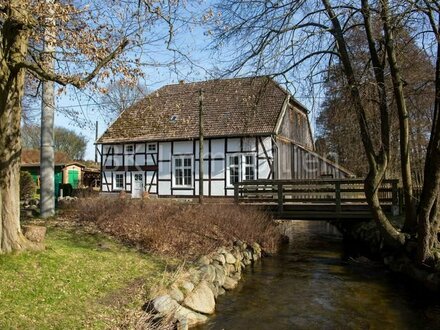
(75, 198, 281, 259)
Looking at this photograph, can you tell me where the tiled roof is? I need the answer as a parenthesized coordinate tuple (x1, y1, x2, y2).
(21, 149, 71, 165)
(97, 76, 290, 143)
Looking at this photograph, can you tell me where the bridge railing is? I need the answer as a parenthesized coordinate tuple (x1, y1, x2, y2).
(233, 178, 399, 216)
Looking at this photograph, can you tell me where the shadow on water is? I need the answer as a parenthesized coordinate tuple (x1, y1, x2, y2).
(196, 221, 440, 330)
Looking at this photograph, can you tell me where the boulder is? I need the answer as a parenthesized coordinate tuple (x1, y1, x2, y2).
(198, 256, 211, 266)
(212, 264, 226, 286)
(153, 295, 179, 316)
(212, 253, 226, 265)
(224, 252, 236, 264)
(174, 306, 208, 328)
(180, 281, 195, 295)
(223, 276, 238, 290)
(169, 286, 185, 303)
(22, 225, 46, 243)
(199, 265, 216, 283)
(183, 281, 215, 314)
(218, 287, 226, 296)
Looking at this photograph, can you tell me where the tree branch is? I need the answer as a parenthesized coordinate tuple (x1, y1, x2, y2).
(18, 39, 129, 88)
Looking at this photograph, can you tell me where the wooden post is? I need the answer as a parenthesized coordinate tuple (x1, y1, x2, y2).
(392, 180, 399, 216)
(234, 183, 239, 204)
(199, 89, 204, 204)
(335, 181, 341, 216)
(277, 182, 284, 215)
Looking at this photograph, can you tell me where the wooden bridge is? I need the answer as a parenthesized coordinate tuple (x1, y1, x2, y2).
(233, 179, 400, 221)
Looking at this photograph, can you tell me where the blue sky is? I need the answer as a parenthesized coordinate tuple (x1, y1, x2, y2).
(34, 4, 323, 161)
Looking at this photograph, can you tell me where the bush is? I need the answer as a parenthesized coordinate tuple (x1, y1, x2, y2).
(76, 198, 282, 259)
(20, 171, 36, 200)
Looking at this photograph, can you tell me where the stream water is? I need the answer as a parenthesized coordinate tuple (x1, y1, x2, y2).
(196, 221, 440, 330)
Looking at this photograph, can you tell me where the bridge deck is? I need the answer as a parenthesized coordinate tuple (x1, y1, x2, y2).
(234, 179, 400, 221)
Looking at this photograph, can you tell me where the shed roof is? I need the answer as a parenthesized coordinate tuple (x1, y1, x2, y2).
(98, 76, 301, 143)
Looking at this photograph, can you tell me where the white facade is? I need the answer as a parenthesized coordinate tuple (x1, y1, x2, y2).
(101, 136, 274, 197)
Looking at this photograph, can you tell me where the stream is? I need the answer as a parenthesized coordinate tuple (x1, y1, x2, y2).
(196, 221, 440, 330)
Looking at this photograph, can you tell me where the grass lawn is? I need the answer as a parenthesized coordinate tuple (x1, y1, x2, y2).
(0, 224, 173, 329)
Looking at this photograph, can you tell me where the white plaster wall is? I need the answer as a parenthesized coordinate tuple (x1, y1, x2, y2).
(159, 161, 171, 180)
(173, 141, 193, 154)
(159, 142, 172, 161)
(158, 181, 171, 195)
(136, 143, 145, 153)
(210, 181, 225, 196)
(135, 154, 146, 166)
(242, 137, 256, 152)
(227, 138, 240, 152)
(211, 139, 225, 157)
(258, 159, 271, 179)
(211, 159, 225, 179)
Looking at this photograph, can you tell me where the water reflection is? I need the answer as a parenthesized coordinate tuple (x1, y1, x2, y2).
(197, 221, 440, 330)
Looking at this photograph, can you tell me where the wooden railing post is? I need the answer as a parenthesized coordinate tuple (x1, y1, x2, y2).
(234, 183, 239, 204)
(335, 181, 341, 216)
(392, 180, 399, 216)
(277, 182, 284, 214)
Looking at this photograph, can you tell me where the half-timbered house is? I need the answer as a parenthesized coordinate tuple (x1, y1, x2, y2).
(97, 76, 352, 198)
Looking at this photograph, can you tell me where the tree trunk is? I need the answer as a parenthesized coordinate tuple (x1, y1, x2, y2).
(381, 0, 417, 233)
(323, 0, 405, 247)
(0, 2, 33, 253)
(417, 15, 440, 263)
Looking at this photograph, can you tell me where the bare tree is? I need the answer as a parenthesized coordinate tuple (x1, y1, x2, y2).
(210, 0, 440, 261)
(99, 80, 149, 122)
(0, 0, 183, 253)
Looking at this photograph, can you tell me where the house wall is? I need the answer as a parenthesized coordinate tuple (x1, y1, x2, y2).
(278, 105, 314, 150)
(62, 165, 83, 186)
(100, 136, 274, 197)
(275, 138, 352, 179)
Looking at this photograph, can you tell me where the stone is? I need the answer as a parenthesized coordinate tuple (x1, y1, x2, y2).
(212, 264, 226, 286)
(174, 305, 208, 328)
(22, 225, 46, 243)
(153, 295, 179, 315)
(206, 281, 219, 298)
(213, 253, 226, 265)
(223, 276, 238, 290)
(218, 287, 226, 296)
(224, 252, 236, 264)
(199, 265, 216, 283)
(180, 281, 195, 294)
(169, 286, 185, 303)
(183, 280, 215, 314)
(198, 256, 211, 266)
(226, 264, 236, 275)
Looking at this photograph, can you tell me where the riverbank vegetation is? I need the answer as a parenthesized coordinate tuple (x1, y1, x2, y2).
(0, 223, 171, 329)
(1, 200, 280, 328)
(76, 198, 280, 258)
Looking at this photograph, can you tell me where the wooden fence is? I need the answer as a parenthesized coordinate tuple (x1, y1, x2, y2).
(234, 179, 400, 220)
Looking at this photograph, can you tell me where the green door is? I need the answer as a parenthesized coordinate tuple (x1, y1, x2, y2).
(68, 170, 79, 189)
(54, 171, 62, 198)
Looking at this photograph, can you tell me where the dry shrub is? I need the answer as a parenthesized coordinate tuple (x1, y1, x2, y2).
(76, 198, 281, 259)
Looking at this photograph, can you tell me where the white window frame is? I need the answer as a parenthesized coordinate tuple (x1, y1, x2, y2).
(226, 153, 256, 187)
(173, 155, 193, 188)
(147, 143, 157, 152)
(113, 172, 125, 191)
(125, 144, 134, 154)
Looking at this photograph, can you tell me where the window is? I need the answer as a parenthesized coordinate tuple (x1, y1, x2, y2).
(147, 143, 157, 152)
(125, 145, 134, 154)
(114, 173, 124, 190)
(244, 155, 255, 181)
(174, 156, 193, 187)
(227, 154, 256, 186)
(229, 155, 240, 185)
